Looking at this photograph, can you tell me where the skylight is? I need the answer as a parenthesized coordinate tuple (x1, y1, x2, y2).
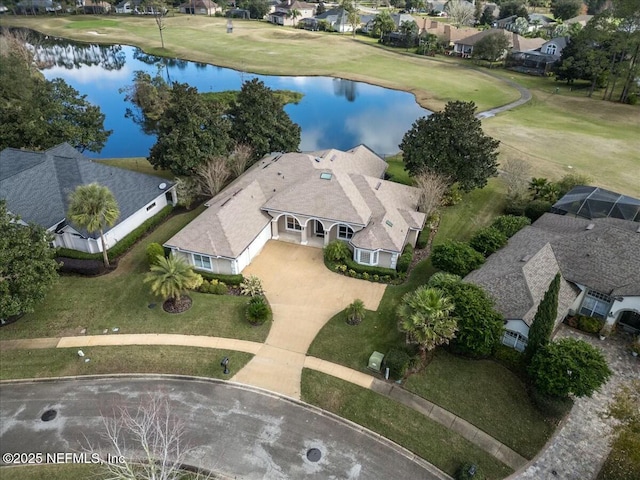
(320, 172, 332, 180)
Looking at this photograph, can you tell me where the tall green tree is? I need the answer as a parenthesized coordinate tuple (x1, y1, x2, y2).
(370, 10, 396, 39)
(144, 255, 200, 312)
(397, 286, 458, 362)
(524, 273, 561, 363)
(67, 183, 120, 268)
(0, 202, 59, 321)
(239, 0, 270, 19)
(399, 20, 419, 48)
(0, 39, 111, 153)
(149, 82, 232, 175)
(400, 101, 500, 192)
(551, 0, 583, 20)
(472, 31, 511, 65)
(498, 1, 528, 20)
(230, 78, 301, 161)
(430, 279, 505, 358)
(529, 338, 612, 398)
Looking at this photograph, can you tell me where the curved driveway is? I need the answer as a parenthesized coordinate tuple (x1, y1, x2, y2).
(0, 376, 447, 480)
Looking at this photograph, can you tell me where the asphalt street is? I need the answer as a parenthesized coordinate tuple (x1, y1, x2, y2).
(0, 376, 447, 479)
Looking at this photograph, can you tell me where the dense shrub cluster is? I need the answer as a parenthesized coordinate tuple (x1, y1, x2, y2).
(199, 272, 245, 286)
(430, 240, 485, 277)
(383, 348, 415, 380)
(396, 244, 414, 273)
(490, 215, 531, 238)
(198, 279, 228, 295)
(469, 226, 507, 256)
(57, 257, 109, 276)
(246, 295, 271, 325)
(146, 242, 165, 266)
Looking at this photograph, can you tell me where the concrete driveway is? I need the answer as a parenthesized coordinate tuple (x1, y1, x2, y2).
(233, 241, 386, 398)
(0, 377, 447, 480)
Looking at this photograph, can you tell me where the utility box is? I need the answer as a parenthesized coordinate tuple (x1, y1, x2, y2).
(368, 351, 384, 373)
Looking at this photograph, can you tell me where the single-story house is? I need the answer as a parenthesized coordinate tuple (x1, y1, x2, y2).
(164, 146, 426, 275)
(0, 143, 177, 254)
(465, 213, 640, 351)
(494, 13, 555, 33)
(414, 19, 477, 47)
(453, 28, 544, 58)
(178, 0, 220, 15)
(267, 0, 315, 26)
(16, 0, 61, 13)
(363, 13, 415, 35)
(303, 7, 352, 33)
(75, 0, 111, 13)
(507, 37, 568, 75)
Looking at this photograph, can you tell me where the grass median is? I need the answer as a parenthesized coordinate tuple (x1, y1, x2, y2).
(0, 346, 252, 380)
(301, 369, 513, 479)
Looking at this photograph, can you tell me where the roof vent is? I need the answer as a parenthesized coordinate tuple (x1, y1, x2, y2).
(315, 157, 322, 163)
(586, 223, 595, 230)
(385, 220, 393, 227)
(520, 255, 532, 262)
(375, 182, 381, 190)
(636, 225, 640, 233)
(330, 154, 337, 161)
(158, 182, 167, 189)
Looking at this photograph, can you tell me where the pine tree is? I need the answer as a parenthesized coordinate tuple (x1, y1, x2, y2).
(524, 273, 561, 364)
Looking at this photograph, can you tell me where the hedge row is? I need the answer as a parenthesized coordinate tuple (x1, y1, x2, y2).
(56, 206, 173, 261)
(199, 271, 245, 286)
(396, 244, 413, 273)
(57, 256, 111, 276)
(342, 255, 399, 279)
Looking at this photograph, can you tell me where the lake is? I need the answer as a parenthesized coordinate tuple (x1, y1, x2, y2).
(35, 39, 430, 158)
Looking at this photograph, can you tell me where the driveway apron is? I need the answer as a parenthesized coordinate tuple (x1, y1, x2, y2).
(232, 241, 386, 398)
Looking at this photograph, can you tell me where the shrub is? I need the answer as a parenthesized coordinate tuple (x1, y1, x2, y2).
(491, 215, 531, 238)
(455, 462, 486, 480)
(492, 344, 527, 378)
(469, 227, 507, 256)
(199, 272, 244, 286)
(246, 295, 271, 325)
(503, 197, 527, 216)
(240, 275, 264, 296)
(529, 387, 574, 420)
(146, 242, 165, 266)
(345, 299, 366, 325)
(198, 279, 210, 292)
(324, 240, 351, 263)
(57, 257, 108, 276)
(209, 279, 228, 295)
(430, 240, 485, 277)
(397, 244, 414, 273)
(578, 315, 605, 334)
(442, 184, 463, 206)
(383, 348, 413, 380)
(416, 231, 429, 249)
(524, 199, 552, 222)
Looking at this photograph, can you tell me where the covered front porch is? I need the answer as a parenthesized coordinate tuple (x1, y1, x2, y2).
(270, 214, 355, 249)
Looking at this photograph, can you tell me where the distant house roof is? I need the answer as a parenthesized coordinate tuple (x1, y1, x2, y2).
(455, 28, 544, 51)
(0, 143, 174, 238)
(551, 186, 640, 222)
(465, 213, 640, 322)
(178, 0, 218, 9)
(565, 14, 593, 26)
(165, 145, 425, 259)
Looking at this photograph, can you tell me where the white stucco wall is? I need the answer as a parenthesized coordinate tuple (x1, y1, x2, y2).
(236, 223, 272, 273)
(610, 296, 640, 323)
(505, 319, 530, 337)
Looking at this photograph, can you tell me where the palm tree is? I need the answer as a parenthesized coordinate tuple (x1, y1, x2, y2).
(397, 287, 458, 363)
(346, 299, 366, 325)
(67, 183, 120, 268)
(288, 8, 301, 25)
(144, 255, 200, 312)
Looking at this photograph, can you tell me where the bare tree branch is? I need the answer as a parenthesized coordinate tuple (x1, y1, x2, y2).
(413, 170, 449, 219)
(196, 155, 231, 197)
(500, 158, 531, 199)
(228, 143, 253, 178)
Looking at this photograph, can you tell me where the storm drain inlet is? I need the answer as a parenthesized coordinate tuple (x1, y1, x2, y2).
(306, 448, 321, 462)
(41, 409, 57, 422)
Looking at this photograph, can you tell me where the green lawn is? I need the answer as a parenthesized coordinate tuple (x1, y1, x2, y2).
(97, 157, 174, 179)
(384, 154, 412, 185)
(301, 369, 513, 480)
(1, 464, 103, 480)
(0, 346, 252, 380)
(0, 208, 269, 342)
(403, 350, 555, 459)
(597, 424, 640, 480)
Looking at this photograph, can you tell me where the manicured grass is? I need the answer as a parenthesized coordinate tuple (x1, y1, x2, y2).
(97, 157, 174, 179)
(64, 18, 120, 29)
(433, 178, 507, 245)
(597, 425, 640, 480)
(403, 350, 555, 459)
(0, 346, 252, 380)
(1, 464, 103, 480)
(0, 15, 518, 112)
(0, 208, 269, 342)
(384, 154, 412, 185)
(301, 369, 513, 480)
(307, 259, 436, 371)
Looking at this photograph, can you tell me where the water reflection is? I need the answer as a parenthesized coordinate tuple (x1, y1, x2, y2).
(33, 36, 430, 158)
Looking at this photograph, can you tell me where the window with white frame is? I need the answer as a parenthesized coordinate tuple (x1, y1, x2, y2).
(193, 254, 212, 270)
(337, 224, 354, 240)
(357, 249, 378, 266)
(286, 215, 302, 231)
(545, 44, 557, 55)
(502, 330, 528, 352)
(579, 290, 611, 319)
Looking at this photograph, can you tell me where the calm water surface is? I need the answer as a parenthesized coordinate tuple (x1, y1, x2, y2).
(36, 41, 430, 158)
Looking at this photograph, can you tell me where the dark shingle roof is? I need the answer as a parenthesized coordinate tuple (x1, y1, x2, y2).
(465, 213, 640, 321)
(0, 143, 173, 238)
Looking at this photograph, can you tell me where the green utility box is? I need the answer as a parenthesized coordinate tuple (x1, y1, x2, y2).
(368, 351, 384, 373)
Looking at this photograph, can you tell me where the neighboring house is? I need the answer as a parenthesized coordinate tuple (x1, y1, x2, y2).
(453, 28, 544, 58)
(16, 0, 61, 13)
(466, 213, 640, 351)
(0, 4, 10, 13)
(363, 13, 415, 35)
(178, 0, 220, 15)
(305, 7, 352, 33)
(565, 14, 593, 27)
(75, 0, 111, 13)
(0, 143, 177, 254)
(268, 0, 315, 26)
(507, 36, 568, 75)
(494, 13, 555, 33)
(165, 146, 426, 275)
(414, 19, 478, 47)
(115, 0, 163, 14)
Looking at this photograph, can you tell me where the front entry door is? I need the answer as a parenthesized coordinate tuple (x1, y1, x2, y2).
(315, 220, 325, 237)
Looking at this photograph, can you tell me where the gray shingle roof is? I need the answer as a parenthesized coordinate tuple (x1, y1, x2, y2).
(465, 213, 640, 322)
(0, 143, 174, 238)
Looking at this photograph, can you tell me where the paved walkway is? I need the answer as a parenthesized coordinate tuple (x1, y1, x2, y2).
(233, 241, 386, 398)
